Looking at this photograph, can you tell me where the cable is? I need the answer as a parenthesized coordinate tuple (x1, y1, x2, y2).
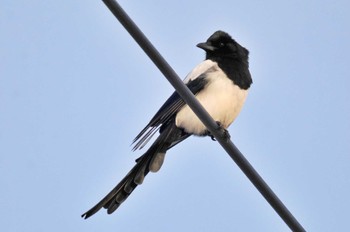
(101, 0, 306, 231)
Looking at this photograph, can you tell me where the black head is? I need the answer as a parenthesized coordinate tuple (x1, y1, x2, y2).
(197, 31, 252, 89)
(197, 31, 249, 61)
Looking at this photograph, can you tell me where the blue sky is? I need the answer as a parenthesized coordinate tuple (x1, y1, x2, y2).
(1, 0, 350, 231)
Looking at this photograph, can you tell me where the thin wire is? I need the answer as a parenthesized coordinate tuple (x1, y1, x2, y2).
(101, 0, 306, 231)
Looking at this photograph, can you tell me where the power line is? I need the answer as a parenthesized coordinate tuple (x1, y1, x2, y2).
(101, 0, 306, 231)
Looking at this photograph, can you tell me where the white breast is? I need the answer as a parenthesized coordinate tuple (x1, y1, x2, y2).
(175, 66, 248, 135)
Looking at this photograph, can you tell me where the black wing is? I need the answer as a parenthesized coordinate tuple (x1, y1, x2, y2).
(132, 75, 208, 150)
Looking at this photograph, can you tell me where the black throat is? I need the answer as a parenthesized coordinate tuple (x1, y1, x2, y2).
(208, 56, 252, 90)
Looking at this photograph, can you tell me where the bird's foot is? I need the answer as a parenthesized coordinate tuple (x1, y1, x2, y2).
(217, 121, 231, 141)
(208, 121, 231, 141)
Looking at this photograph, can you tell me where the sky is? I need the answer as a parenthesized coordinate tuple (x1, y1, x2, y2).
(1, 0, 350, 231)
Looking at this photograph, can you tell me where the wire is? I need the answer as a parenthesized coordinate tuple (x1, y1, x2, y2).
(101, 0, 306, 231)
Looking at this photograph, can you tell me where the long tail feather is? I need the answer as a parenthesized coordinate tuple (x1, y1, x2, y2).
(82, 122, 188, 219)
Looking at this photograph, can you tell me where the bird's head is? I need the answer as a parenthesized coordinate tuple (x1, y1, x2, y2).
(197, 30, 249, 61)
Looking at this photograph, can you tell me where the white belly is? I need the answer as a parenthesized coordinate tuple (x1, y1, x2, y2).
(175, 72, 248, 135)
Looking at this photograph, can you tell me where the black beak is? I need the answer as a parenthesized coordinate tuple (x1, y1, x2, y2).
(197, 42, 217, 52)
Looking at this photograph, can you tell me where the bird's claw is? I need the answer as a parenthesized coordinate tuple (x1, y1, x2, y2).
(208, 122, 231, 141)
(221, 128, 231, 141)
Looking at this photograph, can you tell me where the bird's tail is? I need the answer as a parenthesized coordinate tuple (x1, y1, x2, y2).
(81, 122, 187, 219)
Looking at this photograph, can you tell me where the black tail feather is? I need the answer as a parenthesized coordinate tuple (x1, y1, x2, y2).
(82, 121, 189, 219)
(81, 152, 153, 219)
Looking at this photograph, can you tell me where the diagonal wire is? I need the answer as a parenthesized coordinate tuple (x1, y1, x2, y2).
(101, 0, 306, 231)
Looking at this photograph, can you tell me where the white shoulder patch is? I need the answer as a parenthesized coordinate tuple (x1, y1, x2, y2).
(183, 60, 218, 84)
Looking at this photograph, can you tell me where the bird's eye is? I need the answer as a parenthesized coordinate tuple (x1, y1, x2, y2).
(219, 42, 225, 47)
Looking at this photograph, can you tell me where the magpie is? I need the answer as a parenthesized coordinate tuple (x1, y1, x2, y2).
(82, 30, 252, 219)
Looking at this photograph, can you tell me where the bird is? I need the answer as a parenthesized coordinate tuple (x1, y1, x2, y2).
(81, 30, 253, 219)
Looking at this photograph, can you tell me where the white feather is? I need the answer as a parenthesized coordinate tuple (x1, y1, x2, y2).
(175, 60, 248, 135)
(183, 59, 217, 83)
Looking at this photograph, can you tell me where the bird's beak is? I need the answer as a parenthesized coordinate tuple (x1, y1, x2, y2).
(197, 42, 217, 52)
